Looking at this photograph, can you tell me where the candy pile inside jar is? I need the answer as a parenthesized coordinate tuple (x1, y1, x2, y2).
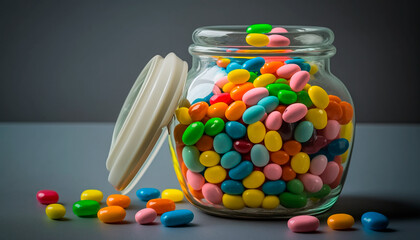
(173, 24, 354, 210)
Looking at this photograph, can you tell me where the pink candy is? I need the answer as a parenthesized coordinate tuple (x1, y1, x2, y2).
(135, 208, 157, 225)
(288, 215, 320, 233)
(320, 161, 340, 185)
(263, 163, 282, 180)
(242, 87, 269, 106)
(201, 183, 223, 204)
(276, 64, 301, 79)
(309, 155, 328, 175)
(265, 111, 282, 130)
(290, 71, 310, 92)
(186, 170, 205, 190)
(321, 120, 341, 140)
(282, 103, 308, 123)
(299, 173, 323, 193)
(267, 35, 290, 47)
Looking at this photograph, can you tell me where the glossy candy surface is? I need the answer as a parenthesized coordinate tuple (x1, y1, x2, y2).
(45, 204, 66, 219)
(288, 215, 320, 232)
(73, 200, 100, 217)
(136, 188, 160, 202)
(361, 212, 389, 230)
(146, 199, 176, 215)
(97, 206, 126, 223)
(161, 210, 194, 227)
(162, 189, 184, 202)
(135, 208, 157, 224)
(106, 194, 130, 208)
(37, 190, 59, 205)
(81, 189, 103, 203)
(327, 213, 355, 230)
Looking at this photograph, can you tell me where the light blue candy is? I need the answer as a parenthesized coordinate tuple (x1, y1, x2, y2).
(220, 150, 241, 169)
(257, 96, 279, 113)
(285, 59, 311, 72)
(226, 62, 242, 73)
(161, 209, 194, 227)
(294, 121, 314, 143)
(285, 58, 305, 64)
(221, 180, 245, 195)
(262, 180, 286, 195)
(242, 57, 265, 72)
(213, 133, 232, 154)
(182, 146, 205, 172)
(136, 188, 160, 201)
(328, 138, 349, 156)
(242, 105, 266, 124)
(225, 121, 246, 139)
(250, 144, 269, 167)
(361, 212, 389, 231)
(229, 161, 253, 180)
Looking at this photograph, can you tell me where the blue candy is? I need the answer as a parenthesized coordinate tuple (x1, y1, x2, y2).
(257, 96, 279, 113)
(328, 138, 349, 156)
(220, 150, 242, 169)
(294, 121, 314, 143)
(285, 58, 311, 72)
(361, 212, 389, 231)
(242, 57, 265, 72)
(262, 180, 286, 195)
(225, 121, 246, 139)
(242, 105, 266, 124)
(226, 62, 242, 73)
(136, 188, 160, 201)
(229, 161, 253, 180)
(221, 180, 245, 194)
(161, 209, 194, 227)
(213, 133, 232, 154)
(250, 144, 269, 167)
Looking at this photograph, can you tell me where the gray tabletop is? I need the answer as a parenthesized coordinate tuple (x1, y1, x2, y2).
(1, 123, 419, 239)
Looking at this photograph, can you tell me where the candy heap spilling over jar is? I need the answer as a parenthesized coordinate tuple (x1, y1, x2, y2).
(170, 24, 354, 215)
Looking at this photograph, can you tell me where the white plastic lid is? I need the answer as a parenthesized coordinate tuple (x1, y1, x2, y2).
(106, 53, 188, 194)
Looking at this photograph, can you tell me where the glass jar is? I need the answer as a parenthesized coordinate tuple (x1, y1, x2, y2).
(107, 25, 355, 219)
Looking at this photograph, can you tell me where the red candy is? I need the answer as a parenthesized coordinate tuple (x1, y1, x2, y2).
(209, 93, 233, 105)
(37, 190, 59, 204)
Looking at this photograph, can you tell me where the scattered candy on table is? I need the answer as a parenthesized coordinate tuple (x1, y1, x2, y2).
(287, 215, 320, 233)
(327, 213, 355, 230)
(146, 198, 176, 215)
(135, 208, 158, 225)
(73, 200, 100, 217)
(161, 209, 194, 227)
(37, 190, 59, 205)
(45, 203, 66, 220)
(97, 206, 126, 223)
(106, 194, 131, 208)
(361, 212, 389, 231)
(81, 189, 103, 203)
(136, 188, 160, 202)
(161, 189, 184, 202)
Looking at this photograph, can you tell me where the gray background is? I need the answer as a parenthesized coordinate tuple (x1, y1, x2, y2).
(1, 0, 419, 123)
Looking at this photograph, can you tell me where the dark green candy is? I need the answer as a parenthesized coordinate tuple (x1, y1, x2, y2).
(204, 118, 225, 136)
(297, 91, 313, 108)
(248, 72, 258, 83)
(182, 121, 205, 145)
(266, 83, 291, 97)
(73, 200, 100, 217)
(307, 184, 331, 199)
(286, 179, 304, 194)
(279, 192, 307, 208)
(246, 24, 273, 34)
(278, 90, 297, 104)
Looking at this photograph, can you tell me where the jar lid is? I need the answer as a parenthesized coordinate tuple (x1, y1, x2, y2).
(106, 53, 188, 194)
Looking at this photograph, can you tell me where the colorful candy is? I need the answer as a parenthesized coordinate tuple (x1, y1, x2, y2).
(37, 190, 59, 205)
(106, 194, 131, 208)
(80, 189, 103, 203)
(161, 209, 194, 227)
(327, 213, 355, 230)
(97, 206, 126, 223)
(135, 208, 157, 224)
(146, 198, 176, 215)
(45, 204, 66, 219)
(361, 212, 389, 231)
(288, 215, 320, 232)
(136, 188, 160, 202)
(73, 200, 100, 217)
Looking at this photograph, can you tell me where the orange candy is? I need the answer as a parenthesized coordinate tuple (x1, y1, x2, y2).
(106, 194, 131, 209)
(275, 105, 287, 114)
(97, 206, 126, 223)
(230, 82, 254, 101)
(195, 135, 213, 151)
(188, 102, 209, 121)
(325, 101, 343, 120)
(270, 150, 289, 165)
(225, 101, 247, 121)
(281, 165, 296, 181)
(260, 61, 284, 75)
(188, 184, 204, 199)
(338, 101, 354, 125)
(217, 58, 230, 68)
(173, 124, 188, 145)
(207, 102, 229, 118)
(283, 140, 302, 156)
(328, 95, 342, 103)
(146, 199, 176, 215)
(222, 82, 235, 93)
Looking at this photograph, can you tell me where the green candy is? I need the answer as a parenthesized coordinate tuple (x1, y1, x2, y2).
(278, 90, 297, 104)
(182, 121, 204, 145)
(275, 78, 288, 84)
(297, 91, 313, 108)
(73, 200, 100, 217)
(248, 72, 258, 83)
(266, 83, 291, 96)
(279, 192, 307, 208)
(182, 146, 205, 172)
(246, 24, 273, 34)
(286, 179, 304, 194)
(204, 118, 225, 136)
(307, 184, 331, 199)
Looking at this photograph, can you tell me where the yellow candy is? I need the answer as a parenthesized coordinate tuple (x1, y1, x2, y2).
(340, 121, 354, 163)
(303, 83, 311, 91)
(262, 195, 280, 209)
(81, 189, 103, 203)
(264, 131, 282, 152)
(253, 73, 276, 87)
(305, 108, 328, 129)
(308, 86, 329, 109)
(222, 194, 245, 210)
(246, 33, 269, 47)
(161, 189, 184, 202)
(327, 213, 355, 230)
(242, 171, 265, 188)
(228, 69, 250, 84)
(290, 152, 310, 174)
(222, 82, 236, 93)
(45, 204, 66, 219)
(242, 189, 265, 208)
(247, 121, 266, 143)
(204, 166, 226, 184)
(175, 107, 192, 125)
(309, 63, 318, 75)
(199, 150, 220, 167)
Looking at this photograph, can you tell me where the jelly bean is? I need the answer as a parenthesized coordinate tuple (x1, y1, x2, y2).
(249, 144, 269, 167)
(308, 86, 329, 109)
(182, 121, 204, 145)
(80, 189, 103, 203)
(325, 100, 343, 120)
(278, 122, 294, 141)
(230, 82, 254, 101)
(221, 180, 244, 195)
(228, 69, 250, 84)
(199, 150, 220, 167)
(248, 72, 258, 83)
(97, 206, 126, 223)
(222, 194, 245, 210)
(229, 161, 253, 180)
(266, 83, 291, 97)
(307, 184, 331, 199)
(264, 131, 282, 152)
(161, 209, 194, 227)
(242, 105, 266, 125)
(242, 189, 265, 208)
(136, 188, 160, 201)
(260, 62, 284, 75)
(285, 58, 305, 64)
(270, 27, 288, 33)
(290, 71, 310, 92)
(302, 135, 328, 154)
(233, 139, 253, 154)
(204, 117, 225, 136)
(270, 150, 289, 165)
(215, 76, 229, 89)
(242, 87, 269, 106)
(275, 78, 289, 84)
(288, 215, 320, 233)
(188, 184, 204, 199)
(265, 111, 282, 131)
(320, 161, 340, 184)
(361, 212, 389, 231)
(261, 196, 280, 210)
(204, 166, 227, 183)
(263, 163, 282, 180)
(37, 190, 59, 205)
(242, 57, 265, 72)
(279, 192, 307, 208)
(135, 208, 157, 224)
(210, 93, 233, 106)
(217, 58, 230, 68)
(207, 102, 229, 118)
(213, 133, 233, 154)
(146, 199, 176, 215)
(202, 183, 223, 204)
(257, 96, 279, 113)
(276, 64, 301, 79)
(162, 189, 184, 202)
(225, 101, 247, 121)
(246, 33, 269, 47)
(282, 103, 307, 123)
(242, 171, 265, 188)
(281, 165, 297, 181)
(328, 138, 349, 156)
(226, 62, 242, 73)
(220, 150, 241, 169)
(174, 124, 188, 145)
(283, 140, 302, 156)
(286, 179, 304, 194)
(309, 154, 328, 175)
(296, 91, 313, 108)
(290, 152, 310, 174)
(322, 120, 340, 140)
(305, 108, 328, 129)
(73, 200, 100, 217)
(195, 135, 213, 151)
(225, 121, 246, 139)
(299, 173, 323, 193)
(247, 121, 266, 143)
(338, 101, 354, 124)
(183, 146, 205, 172)
(327, 213, 355, 230)
(222, 82, 235, 93)
(107, 194, 130, 209)
(278, 90, 297, 104)
(175, 107, 193, 125)
(267, 35, 290, 47)
(328, 94, 341, 103)
(309, 63, 318, 74)
(262, 180, 286, 195)
(246, 24, 272, 33)
(45, 204, 66, 219)
(188, 102, 209, 122)
(253, 73, 276, 87)
(294, 121, 314, 143)
(186, 170, 205, 191)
